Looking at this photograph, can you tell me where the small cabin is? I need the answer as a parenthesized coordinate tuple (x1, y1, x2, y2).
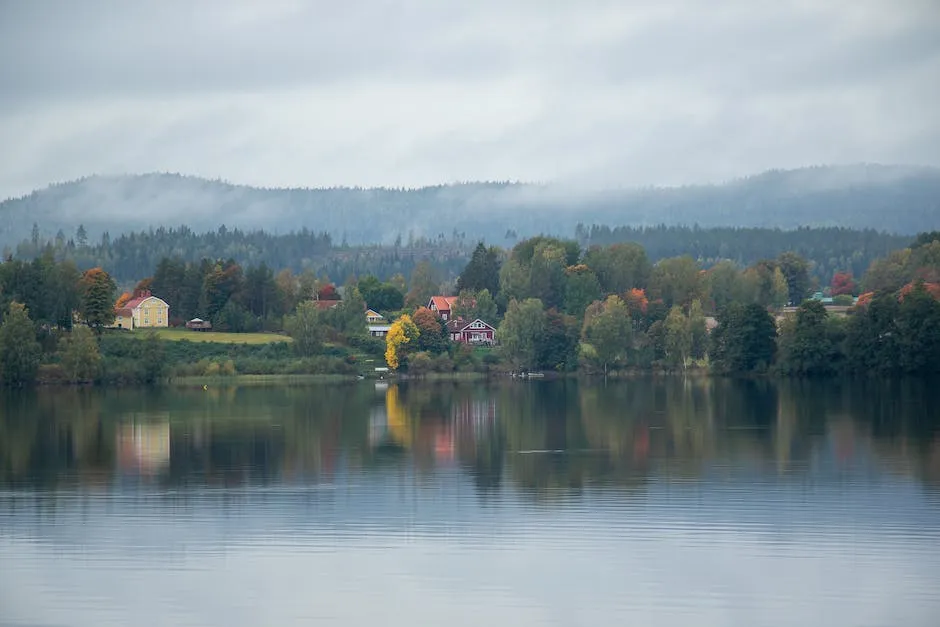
(186, 318, 213, 331)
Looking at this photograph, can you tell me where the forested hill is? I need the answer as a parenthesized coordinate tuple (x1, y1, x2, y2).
(2, 164, 939, 248)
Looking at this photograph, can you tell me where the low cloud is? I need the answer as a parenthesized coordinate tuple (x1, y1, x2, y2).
(0, 0, 938, 199)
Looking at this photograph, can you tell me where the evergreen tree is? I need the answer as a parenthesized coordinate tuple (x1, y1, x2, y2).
(79, 267, 117, 332)
(456, 242, 501, 296)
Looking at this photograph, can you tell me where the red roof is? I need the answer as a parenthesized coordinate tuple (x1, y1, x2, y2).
(429, 296, 458, 312)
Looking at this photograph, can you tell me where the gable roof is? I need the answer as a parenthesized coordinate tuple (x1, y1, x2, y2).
(365, 309, 384, 318)
(429, 296, 458, 311)
(122, 294, 170, 311)
(445, 318, 496, 333)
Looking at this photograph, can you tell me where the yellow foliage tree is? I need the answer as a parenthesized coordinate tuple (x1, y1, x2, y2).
(385, 314, 420, 370)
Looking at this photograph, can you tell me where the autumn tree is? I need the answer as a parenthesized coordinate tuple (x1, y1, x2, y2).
(830, 272, 857, 296)
(0, 302, 41, 386)
(385, 314, 420, 370)
(80, 267, 117, 332)
(413, 307, 448, 354)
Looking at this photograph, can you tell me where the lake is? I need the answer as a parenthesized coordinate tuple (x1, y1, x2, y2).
(1, 378, 939, 626)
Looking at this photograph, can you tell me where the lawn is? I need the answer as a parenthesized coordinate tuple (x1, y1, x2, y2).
(132, 328, 292, 344)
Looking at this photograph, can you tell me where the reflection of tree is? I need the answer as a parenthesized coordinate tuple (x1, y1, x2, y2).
(2, 378, 939, 494)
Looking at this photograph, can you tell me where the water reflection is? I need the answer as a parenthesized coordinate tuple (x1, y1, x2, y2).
(1, 378, 939, 492)
(1, 379, 939, 627)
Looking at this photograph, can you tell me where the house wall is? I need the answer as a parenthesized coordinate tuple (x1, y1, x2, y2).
(133, 298, 170, 328)
(114, 315, 134, 330)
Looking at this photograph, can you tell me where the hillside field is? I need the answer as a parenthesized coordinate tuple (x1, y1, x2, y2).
(131, 328, 292, 344)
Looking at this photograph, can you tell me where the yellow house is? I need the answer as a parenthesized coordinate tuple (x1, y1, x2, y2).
(114, 291, 170, 329)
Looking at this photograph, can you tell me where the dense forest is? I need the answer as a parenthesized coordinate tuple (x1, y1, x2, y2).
(2, 165, 938, 249)
(1, 230, 938, 386)
(9, 223, 913, 289)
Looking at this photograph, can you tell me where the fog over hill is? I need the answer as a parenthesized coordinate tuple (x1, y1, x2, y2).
(1, 164, 938, 249)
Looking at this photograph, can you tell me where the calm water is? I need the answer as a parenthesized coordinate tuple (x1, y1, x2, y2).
(1, 378, 939, 626)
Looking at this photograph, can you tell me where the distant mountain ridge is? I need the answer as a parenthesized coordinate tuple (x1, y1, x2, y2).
(2, 164, 938, 249)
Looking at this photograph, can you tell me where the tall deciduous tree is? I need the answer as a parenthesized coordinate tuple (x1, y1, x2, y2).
(710, 303, 777, 373)
(583, 242, 651, 294)
(453, 289, 498, 324)
(0, 302, 41, 386)
(284, 300, 324, 356)
(563, 264, 601, 318)
(776, 300, 835, 375)
(413, 307, 448, 354)
(581, 295, 633, 375)
(830, 271, 857, 296)
(663, 305, 691, 369)
(777, 252, 811, 305)
(385, 314, 420, 370)
(59, 326, 101, 382)
(650, 256, 702, 308)
(897, 282, 940, 374)
(498, 298, 546, 371)
(689, 299, 708, 360)
(79, 267, 117, 332)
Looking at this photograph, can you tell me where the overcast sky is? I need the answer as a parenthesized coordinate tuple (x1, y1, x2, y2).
(1, 0, 938, 199)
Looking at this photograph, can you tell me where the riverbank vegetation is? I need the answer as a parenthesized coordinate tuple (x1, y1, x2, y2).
(1, 230, 938, 386)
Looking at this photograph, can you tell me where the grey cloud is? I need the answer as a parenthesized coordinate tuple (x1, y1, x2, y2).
(0, 0, 938, 198)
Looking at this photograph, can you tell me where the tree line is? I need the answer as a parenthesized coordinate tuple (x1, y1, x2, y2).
(1, 230, 938, 385)
(8, 223, 915, 290)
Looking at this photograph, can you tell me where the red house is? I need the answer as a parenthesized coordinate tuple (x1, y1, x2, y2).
(445, 318, 496, 345)
(428, 296, 459, 321)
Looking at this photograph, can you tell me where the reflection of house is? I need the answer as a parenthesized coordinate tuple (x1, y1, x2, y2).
(428, 296, 458, 321)
(445, 318, 496, 344)
(117, 422, 171, 474)
(113, 291, 169, 329)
